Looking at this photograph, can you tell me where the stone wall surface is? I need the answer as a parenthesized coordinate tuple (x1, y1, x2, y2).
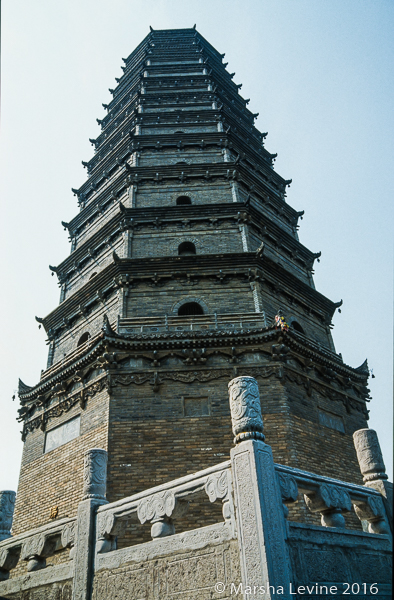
(288, 524, 392, 599)
(12, 390, 109, 535)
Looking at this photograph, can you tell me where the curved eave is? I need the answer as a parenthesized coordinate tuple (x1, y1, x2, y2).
(19, 326, 368, 407)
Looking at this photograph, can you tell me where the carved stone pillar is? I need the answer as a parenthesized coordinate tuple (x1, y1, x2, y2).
(353, 429, 393, 532)
(0, 491, 16, 542)
(353, 429, 387, 482)
(82, 448, 107, 500)
(229, 376, 292, 600)
(73, 449, 108, 600)
(228, 376, 265, 444)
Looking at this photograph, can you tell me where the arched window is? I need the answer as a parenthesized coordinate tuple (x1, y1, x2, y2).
(175, 161, 188, 165)
(178, 241, 196, 256)
(290, 321, 305, 334)
(176, 196, 191, 205)
(89, 272, 97, 280)
(77, 332, 91, 346)
(178, 302, 204, 316)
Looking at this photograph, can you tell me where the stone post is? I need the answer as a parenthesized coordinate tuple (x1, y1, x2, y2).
(353, 429, 393, 532)
(0, 491, 16, 542)
(229, 377, 292, 600)
(72, 449, 108, 600)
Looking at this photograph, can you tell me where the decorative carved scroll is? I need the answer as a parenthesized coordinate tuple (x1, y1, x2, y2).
(96, 510, 129, 553)
(61, 521, 76, 549)
(205, 470, 234, 524)
(205, 471, 228, 503)
(278, 473, 298, 518)
(228, 376, 265, 444)
(0, 546, 19, 577)
(137, 490, 188, 539)
(21, 533, 56, 571)
(304, 484, 351, 528)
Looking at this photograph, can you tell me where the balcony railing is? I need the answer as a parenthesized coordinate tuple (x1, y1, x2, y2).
(118, 311, 267, 334)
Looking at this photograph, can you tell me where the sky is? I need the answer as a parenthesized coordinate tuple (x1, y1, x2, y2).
(0, 0, 393, 491)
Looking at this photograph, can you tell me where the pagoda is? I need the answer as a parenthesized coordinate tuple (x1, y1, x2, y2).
(13, 27, 371, 536)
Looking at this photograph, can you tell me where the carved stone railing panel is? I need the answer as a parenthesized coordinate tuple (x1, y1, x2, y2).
(95, 460, 234, 553)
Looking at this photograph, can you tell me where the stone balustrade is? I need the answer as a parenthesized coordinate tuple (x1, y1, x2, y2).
(118, 311, 266, 334)
(275, 463, 390, 534)
(95, 460, 234, 553)
(0, 517, 76, 580)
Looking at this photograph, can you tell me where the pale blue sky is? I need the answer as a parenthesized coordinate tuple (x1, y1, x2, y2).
(1, 0, 393, 490)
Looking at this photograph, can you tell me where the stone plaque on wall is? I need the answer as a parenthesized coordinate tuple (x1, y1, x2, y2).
(318, 410, 345, 433)
(45, 416, 81, 453)
(184, 397, 209, 417)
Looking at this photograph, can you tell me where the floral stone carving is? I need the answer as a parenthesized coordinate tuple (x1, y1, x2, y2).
(137, 490, 188, 538)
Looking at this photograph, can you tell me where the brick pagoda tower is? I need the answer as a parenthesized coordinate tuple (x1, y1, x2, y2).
(13, 27, 371, 536)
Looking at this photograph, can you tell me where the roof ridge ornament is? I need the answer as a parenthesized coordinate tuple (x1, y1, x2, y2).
(18, 379, 33, 396)
(355, 359, 369, 376)
(102, 314, 117, 337)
